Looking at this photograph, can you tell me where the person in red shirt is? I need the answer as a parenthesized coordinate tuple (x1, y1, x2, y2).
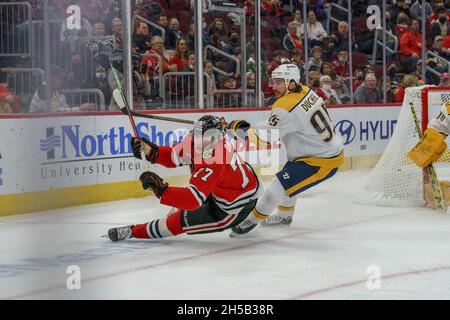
(331, 49, 350, 80)
(399, 19, 423, 73)
(0, 74, 21, 113)
(170, 37, 189, 71)
(108, 115, 261, 241)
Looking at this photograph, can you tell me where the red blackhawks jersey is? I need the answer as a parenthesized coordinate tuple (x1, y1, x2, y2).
(155, 134, 261, 214)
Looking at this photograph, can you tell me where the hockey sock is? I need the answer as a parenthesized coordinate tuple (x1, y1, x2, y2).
(252, 178, 287, 221)
(132, 210, 184, 239)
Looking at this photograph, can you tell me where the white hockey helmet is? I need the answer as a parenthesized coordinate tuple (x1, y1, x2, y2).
(271, 63, 301, 87)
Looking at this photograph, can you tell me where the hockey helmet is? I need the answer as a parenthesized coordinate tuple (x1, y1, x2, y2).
(271, 63, 301, 88)
(193, 115, 224, 155)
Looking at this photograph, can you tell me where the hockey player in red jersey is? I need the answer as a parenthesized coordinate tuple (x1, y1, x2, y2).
(108, 115, 261, 241)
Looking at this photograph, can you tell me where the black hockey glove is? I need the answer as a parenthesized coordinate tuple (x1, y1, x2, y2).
(131, 137, 159, 163)
(226, 119, 251, 141)
(139, 171, 169, 198)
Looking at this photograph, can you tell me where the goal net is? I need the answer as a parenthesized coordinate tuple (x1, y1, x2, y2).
(362, 85, 450, 208)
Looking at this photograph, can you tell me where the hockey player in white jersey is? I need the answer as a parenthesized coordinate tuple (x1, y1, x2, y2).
(228, 64, 344, 236)
(408, 100, 449, 167)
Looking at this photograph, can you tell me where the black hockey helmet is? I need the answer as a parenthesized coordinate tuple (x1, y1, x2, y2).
(193, 115, 225, 155)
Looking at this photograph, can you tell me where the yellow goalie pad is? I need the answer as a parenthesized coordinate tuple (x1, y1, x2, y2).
(407, 128, 447, 168)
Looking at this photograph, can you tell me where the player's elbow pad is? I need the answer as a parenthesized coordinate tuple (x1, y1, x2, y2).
(407, 128, 447, 168)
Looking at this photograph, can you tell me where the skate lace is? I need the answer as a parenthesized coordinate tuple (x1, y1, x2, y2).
(239, 219, 256, 229)
(117, 226, 132, 240)
(262, 215, 292, 225)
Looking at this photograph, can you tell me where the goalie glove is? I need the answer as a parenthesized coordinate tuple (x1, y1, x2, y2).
(139, 171, 169, 198)
(226, 119, 251, 141)
(407, 128, 447, 168)
(131, 137, 159, 163)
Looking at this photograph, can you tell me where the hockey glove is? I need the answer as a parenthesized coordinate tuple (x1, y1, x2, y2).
(407, 128, 447, 168)
(227, 119, 251, 141)
(131, 137, 159, 163)
(139, 171, 169, 198)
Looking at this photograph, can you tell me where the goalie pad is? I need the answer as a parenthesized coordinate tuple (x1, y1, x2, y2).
(407, 128, 447, 168)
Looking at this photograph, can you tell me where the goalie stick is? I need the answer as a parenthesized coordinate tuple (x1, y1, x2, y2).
(409, 102, 447, 213)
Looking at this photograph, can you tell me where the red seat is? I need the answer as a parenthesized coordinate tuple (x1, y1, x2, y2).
(169, 0, 188, 11)
(262, 38, 281, 52)
(351, 51, 369, 70)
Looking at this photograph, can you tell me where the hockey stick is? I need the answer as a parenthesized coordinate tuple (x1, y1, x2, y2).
(409, 102, 447, 213)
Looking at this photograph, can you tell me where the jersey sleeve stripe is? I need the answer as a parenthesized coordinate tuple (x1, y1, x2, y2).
(188, 184, 207, 202)
(187, 186, 205, 206)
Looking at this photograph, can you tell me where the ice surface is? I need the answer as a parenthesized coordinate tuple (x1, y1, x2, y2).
(1, 169, 450, 300)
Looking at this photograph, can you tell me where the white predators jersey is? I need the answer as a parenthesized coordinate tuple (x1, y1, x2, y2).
(429, 101, 450, 136)
(253, 86, 343, 161)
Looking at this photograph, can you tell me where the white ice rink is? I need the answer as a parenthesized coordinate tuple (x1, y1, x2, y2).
(1, 169, 450, 300)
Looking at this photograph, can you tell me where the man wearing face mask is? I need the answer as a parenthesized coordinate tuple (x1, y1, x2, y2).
(331, 49, 350, 80)
(400, 19, 423, 73)
(431, 8, 450, 41)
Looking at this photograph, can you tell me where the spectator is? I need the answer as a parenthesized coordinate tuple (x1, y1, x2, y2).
(171, 38, 190, 71)
(390, 0, 410, 25)
(176, 52, 196, 105)
(151, 14, 169, 38)
(317, 75, 341, 105)
(331, 21, 353, 53)
(430, 7, 450, 42)
(87, 22, 115, 60)
(261, 0, 285, 16)
(331, 49, 350, 80)
(308, 70, 322, 92)
(307, 46, 323, 71)
(29, 66, 94, 113)
(266, 51, 285, 77)
(187, 23, 210, 50)
(439, 72, 450, 86)
(0, 73, 21, 113)
(208, 18, 228, 40)
(141, 35, 177, 97)
(410, 0, 433, 20)
(299, 10, 327, 47)
(293, 9, 303, 38)
(111, 17, 123, 50)
(217, 75, 241, 108)
(283, 21, 304, 52)
(321, 62, 350, 104)
(352, 68, 365, 92)
(132, 21, 150, 53)
(165, 18, 184, 50)
(429, 36, 450, 73)
(66, 52, 89, 89)
(290, 48, 305, 78)
(386, 77, 399, 103)
(400, 19, 423, 73)
(354, 73, 382, 104)
(395, 74, 418, 102)
(93, 64, 112, 109)
(246, 71, 256, 89)
(204, 60, 217, 93)
(395, 12, 410, 40)
(244, 0, 255, 16)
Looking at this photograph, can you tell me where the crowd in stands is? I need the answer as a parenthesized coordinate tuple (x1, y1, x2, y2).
(1, 0, 450, 114)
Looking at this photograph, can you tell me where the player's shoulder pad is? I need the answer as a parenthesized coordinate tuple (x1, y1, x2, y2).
(272, 86, 312, 113)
